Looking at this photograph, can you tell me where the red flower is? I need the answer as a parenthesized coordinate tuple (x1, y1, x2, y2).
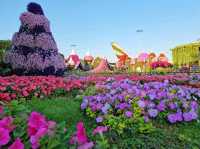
(0, 93, 11, 101)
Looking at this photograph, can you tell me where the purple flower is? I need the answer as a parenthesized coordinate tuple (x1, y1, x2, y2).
(191, 101, 198, 110)
(117, 103, 129, 110)
(81, 100, 88, 110)
(81, 102, 87, 110)
(148, 102, 156, 108)
(144, 116, 150, 122)
(125, 111, 133, 118)
(157, 91, 167, 99)
(167, 112, 183, 123)
(168, 102, 177, 110)
(148, 109, 158, 118)
(175, 112, 183, 122)
(156, 101, 166, 111)
(101, 103, 110, 114)
(96, 117, 103, 123)
(183, 111, 198, 122)
(137, 100, 145, 108)
(167, 114, 177, 123)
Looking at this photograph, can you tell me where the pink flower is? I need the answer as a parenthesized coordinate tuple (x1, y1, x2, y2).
(0, 116, 15, 132)
(22, 90, 29, 97)
(76, 122, 88, 145)
(8, 138, 24, 149)
(92, 126, 108, 135)
(28, 112, 47, 136)
(28, 112, 48, 149)
(0, 127, 10, 146)
(30, 128, 49, 149)
(0, 106, 3, 114)
(28, 112, 56, 149)
(34, 127, 48, 139)
(77, 142, 94, 149)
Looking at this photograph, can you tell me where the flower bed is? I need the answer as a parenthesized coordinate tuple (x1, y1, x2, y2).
(81, 78, 200, 132)
(0, 76, 83, 101)
(0, 74, 200, 148)
(0, 74, 198, 102)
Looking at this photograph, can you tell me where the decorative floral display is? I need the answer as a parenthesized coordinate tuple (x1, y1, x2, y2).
(12, 32, 34, 48)
(35, 33, 57, 50)
(4, 3, 65, 76)
(20, 12, 50, 32)
(151, 61, 172, 69)
(0, 73, 199, 148)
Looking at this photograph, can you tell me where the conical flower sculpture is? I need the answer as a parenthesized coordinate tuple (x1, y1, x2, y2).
(4, 2, 66, 76)
(90, 58, 111, 73)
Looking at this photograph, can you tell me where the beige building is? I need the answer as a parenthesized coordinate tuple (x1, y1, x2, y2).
(171, 41, 200, 67)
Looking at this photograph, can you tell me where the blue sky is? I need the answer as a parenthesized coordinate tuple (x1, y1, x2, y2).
(1, 0, 200, 62)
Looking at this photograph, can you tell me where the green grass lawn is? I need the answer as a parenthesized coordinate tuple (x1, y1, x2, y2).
(19, 95, 200, 149)
(25, 96, 97, 136)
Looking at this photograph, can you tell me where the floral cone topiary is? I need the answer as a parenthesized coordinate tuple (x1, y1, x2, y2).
(4, 2, 66, 76)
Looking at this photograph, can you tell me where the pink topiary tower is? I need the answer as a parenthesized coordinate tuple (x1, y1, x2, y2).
(4, 2, 66, 76)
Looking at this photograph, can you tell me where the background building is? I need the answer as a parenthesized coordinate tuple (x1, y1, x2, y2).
(171, 41, 200, 68)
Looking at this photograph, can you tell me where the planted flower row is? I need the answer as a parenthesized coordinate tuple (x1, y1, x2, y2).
(81, 78, 200, 132)
(0, 74, 199, 102)
(0, 76, 83, 101)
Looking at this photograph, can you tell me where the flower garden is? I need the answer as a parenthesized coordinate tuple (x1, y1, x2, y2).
(1, 2, 200, 149)
(0, 74, 200, 149)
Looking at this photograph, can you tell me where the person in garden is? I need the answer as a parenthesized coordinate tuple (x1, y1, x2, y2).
(4, 2, 66, 76)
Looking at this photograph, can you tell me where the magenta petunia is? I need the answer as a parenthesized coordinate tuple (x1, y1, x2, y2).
(8, 138, 24, 149)
(76, 122, 88, 145)
(0, 127, 10, 146)
(0, 116, 15, 133)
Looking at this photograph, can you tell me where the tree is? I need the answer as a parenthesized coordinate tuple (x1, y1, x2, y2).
(0, 40, 11, 62)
